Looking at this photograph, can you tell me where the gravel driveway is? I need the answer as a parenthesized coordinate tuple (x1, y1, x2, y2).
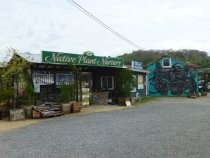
(0, 95, 210, 158)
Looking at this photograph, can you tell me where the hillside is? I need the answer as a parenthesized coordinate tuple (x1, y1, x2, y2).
(118, 49, 210, 68)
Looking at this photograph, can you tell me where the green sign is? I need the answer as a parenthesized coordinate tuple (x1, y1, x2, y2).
(42, 51, 124, 68)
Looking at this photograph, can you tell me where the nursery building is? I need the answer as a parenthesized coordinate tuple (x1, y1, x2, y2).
(11, 50, 149, 106)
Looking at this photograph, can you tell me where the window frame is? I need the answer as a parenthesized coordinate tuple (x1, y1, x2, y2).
(101, 76, 114, 90)
(162, 58, 172, 68)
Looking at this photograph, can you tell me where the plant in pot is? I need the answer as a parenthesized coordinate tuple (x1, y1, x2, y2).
(23, 82, 35, 119)
(70, 65, 82, 113)
(117, 69, 137, 106)
(57, 84, 74, 114)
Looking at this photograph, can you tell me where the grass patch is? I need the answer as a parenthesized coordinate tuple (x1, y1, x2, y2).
(133, 96, 158, 106)
(141, 96, 158, 103)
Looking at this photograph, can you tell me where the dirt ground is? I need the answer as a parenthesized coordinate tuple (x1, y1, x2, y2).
(0, 105, 129, 132)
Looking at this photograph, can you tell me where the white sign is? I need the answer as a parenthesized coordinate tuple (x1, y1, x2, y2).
(125, 100, 131, 107)
(34, 84, 40, 93)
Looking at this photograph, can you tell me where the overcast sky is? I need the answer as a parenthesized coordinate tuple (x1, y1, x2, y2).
(0, 0, 210, 61)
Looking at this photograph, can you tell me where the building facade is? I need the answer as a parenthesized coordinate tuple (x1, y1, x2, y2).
(146, 57, 199, 96)
(15, 51, 149, 106)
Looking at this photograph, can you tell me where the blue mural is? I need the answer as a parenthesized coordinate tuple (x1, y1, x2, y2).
(148, 59, 198, 96)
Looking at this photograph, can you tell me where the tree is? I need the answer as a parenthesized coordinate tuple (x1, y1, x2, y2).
(0, 48, 31, 109)
(117, 49, 209, 67)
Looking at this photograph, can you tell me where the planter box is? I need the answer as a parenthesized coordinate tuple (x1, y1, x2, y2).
(118, 97, 130, 106)
(91, 92, 108, 105)
(71, 102, 81, 113)
(201, 92, 207, 96)
(61, 102, 73, 114)
(32, 109, 41, 119)
(24, 106, 33, 119)
(10, 109, 25, 121)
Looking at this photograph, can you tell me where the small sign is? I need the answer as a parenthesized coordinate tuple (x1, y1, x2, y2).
(132, 61, 142, 70)
(34, 84, 40, 93)
(125, 100, 131, 107)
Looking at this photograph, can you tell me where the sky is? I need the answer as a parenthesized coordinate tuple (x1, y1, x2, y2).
(0, 0, 210, 61)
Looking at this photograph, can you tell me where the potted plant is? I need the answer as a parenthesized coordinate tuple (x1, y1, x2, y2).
(70, 65, 82, 113)
(117, 69, 137, 106)
(23, 82, 35, 119)
(57, 84, 74, 114)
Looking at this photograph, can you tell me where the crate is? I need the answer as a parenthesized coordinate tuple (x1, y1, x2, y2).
(71, 102, 81, 113)
(61, 102, 73, 114)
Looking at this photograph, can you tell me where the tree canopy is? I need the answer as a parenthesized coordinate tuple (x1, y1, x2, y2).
(117, 49, 210, 68)
(0, 48, 32, 108)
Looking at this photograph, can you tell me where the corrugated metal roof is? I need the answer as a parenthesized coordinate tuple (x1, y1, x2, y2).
(125, 65, 150, 73)
(131, 68, 150, 73)
(17, 53, 41, 63)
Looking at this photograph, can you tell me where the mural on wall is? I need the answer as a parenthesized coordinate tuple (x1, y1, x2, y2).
(149, 62, 197, 96)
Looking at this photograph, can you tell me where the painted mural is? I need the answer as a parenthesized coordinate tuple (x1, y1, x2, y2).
(148, 59, 198, 96)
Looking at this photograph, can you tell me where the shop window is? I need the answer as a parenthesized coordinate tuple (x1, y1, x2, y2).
(101, 76, 114, 90)
(56, 73, 74, 86)
(32, 71, 54, 85)
(162, 58, 171, 68)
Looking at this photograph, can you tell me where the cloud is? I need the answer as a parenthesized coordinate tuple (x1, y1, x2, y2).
(1, 0, 210, 62)
(101, 45, 134, 57)
(162, 39, 210, 52)
(170, 7, 203, 17)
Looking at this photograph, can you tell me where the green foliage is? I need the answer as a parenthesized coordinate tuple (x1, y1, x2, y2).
(0, 48, 32, 109)
(1, 48, 31, 82)
(134, 96, 158, 106)
(133, 96, 158, 105)
(0, 87, 14, 103)
(140, 96, 158, 104)
(57, 84, 74, 103)
(117, 69, 136, 97)
(67, 64, 82, 102)
(23, 82, 34, 106)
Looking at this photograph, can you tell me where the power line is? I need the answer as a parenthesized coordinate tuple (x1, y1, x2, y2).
(66, 0, 143, 50)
